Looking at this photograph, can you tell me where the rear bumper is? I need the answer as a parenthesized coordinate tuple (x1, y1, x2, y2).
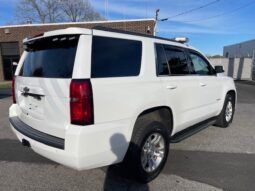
(10, 117, 64, 149)
(9, 104, 132, 170)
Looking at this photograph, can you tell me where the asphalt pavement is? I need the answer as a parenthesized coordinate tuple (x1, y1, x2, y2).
(0, 81, 254, 191)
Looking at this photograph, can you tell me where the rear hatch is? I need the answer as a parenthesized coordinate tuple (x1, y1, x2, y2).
(15, 35, 80, 138)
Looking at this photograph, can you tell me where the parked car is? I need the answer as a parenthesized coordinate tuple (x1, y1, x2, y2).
(9, 27, 236, 183)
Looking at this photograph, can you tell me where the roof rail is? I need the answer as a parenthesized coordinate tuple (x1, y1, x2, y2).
(92, 26, 179, 43)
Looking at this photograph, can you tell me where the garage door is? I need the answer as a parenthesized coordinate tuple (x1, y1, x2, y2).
(1, 42, 20, 80)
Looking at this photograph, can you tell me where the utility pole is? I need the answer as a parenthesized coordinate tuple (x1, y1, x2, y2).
(154, 9, 160, 36)
(154, 9, 168, 36)
(155, 9, 160, 21)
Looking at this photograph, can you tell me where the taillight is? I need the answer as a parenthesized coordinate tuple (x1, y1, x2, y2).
(12, 76, 16, 103)
(70, 79, 94, 125)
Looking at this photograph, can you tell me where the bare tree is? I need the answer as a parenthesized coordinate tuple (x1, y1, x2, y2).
(15, 0, 61, 23)
(15, 0, 104, 24)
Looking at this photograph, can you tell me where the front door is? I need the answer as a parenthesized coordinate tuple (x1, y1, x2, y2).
(187, 50, 222, 118)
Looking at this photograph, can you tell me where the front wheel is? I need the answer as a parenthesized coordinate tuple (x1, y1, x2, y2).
(123, 119, 169, 183)
(215, 93, 235, 128)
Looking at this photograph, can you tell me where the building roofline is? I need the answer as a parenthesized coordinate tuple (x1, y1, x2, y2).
(0, 18, 156, 29)
(224, 38, 255, 48)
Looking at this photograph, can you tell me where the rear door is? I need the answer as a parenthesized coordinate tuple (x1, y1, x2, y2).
(15, 35, 80, 138)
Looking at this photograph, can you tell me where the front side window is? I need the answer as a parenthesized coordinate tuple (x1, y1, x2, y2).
(91, 36, 142, 78)
(164, 46, 189, 75)
(189, 52, 214, 75)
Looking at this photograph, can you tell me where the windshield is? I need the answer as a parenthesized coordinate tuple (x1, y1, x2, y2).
(20, 35, 79, 78)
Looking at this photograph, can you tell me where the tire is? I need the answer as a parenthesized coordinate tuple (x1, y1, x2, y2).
(215, 93, 235, 128)
(123, 116, 170, 183)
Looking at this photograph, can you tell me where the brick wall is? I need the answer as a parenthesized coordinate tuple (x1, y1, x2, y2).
(0, 19, 155, 81)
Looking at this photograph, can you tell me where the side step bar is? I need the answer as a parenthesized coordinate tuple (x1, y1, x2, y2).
(170, 117, 217, 143)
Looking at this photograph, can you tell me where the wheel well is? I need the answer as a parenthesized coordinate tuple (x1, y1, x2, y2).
(137, 106, 173, 135)
(227, 90, 236, 104)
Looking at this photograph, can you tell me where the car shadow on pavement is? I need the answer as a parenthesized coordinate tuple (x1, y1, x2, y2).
(0, 139, 55, 165)
(103, 133, 150, 191)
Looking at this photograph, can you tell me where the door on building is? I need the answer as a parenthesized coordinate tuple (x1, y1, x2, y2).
(2, 56, 19, 80)
(1, 42, 20, 81)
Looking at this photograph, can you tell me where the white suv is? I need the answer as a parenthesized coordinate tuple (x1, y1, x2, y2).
(9, 27, 236, 183)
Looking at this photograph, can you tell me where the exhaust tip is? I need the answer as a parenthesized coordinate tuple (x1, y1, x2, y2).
(22, 139, 31, 148)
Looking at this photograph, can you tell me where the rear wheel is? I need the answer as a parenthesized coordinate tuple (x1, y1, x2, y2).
(123, 117, 170, 183)
(215, 93, 235, 128)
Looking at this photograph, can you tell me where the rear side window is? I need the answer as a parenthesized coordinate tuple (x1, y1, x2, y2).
(155, 44, 170, 75)
(91, 36, 142, 78)
(164, 46, 189, 75)
(20, 35, 79, 78)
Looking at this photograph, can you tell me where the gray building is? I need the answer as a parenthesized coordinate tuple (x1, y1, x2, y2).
(223, 39, 255, 58)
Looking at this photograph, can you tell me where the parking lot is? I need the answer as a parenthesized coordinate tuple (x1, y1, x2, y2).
(0, 81, 254, 191)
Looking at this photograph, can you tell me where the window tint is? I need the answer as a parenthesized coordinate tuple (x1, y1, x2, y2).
(155, 44, 169, 75)
(91, 36, 142, 78)
(189, 52, 213, 75)
(164, 47, 189, 75)
(20, 35, 79, 78)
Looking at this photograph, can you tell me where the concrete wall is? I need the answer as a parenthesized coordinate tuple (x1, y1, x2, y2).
(253, 58, 255, 81)
(208, 57, 253, 80)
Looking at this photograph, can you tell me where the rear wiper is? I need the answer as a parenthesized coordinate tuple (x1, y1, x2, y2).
(21, 87, 44, 101)
(21, 92, 44, 101)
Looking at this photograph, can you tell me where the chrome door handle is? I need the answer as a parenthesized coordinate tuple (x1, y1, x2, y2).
(200, 83, 207, 87)
(166, 85, 177, 90)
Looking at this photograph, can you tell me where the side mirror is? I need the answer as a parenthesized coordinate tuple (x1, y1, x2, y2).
(215, 65, 224, 73)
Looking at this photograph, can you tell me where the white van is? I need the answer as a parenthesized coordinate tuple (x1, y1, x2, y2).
(9, 27, 236, 182)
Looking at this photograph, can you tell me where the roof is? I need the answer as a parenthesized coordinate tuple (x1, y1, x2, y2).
(92, 26, 178, 43)
(93, 27, 193, 49)
(0, 18, 155, 29)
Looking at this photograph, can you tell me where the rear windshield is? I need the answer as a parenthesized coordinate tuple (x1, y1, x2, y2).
(20, 35, 79, 78)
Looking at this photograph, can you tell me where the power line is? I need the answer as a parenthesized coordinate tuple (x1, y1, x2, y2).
(182, 0, 255, 23)
(161, 0, 220, 20)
